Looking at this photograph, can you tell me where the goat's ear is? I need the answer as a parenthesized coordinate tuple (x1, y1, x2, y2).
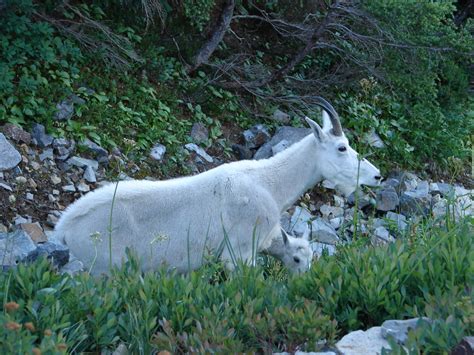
(305, 116, 326, 142)
(321, 110, 332, 134)
(281, 229, 289, 245)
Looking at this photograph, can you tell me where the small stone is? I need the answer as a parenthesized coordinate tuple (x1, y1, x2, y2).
(329, 217, 343, 229)
(150, 143, 166, 161)
(79, 139, 108, 161)
(26, 193, 34, 201)
(62, 184, 76, 192)
(31, 123, 53, 147)
(364, 129, 385, 148)
(67, 156, 99, 170)
(52, 189, 60, 196)
(334, 195, 345, 208)
(8, 195, 16, 203)
(54, 100, 74, 121)
(399, 192, 430, 217)
(52, 138, 75, 160)
(385, 212, 408, 231)
(14, 215, 30, 225)
(322, 180, 336, 190)
(381, 318, 431, 345)
(0, 182, 12, 191)
(19, 223, 47, 243)
(184, 143, 213, 163)
(30, 161, 41, 170)
(312, 242, 336, 257)
(0, 133, 22, 171)
(60, 259, 84, 276)
(190, 122, 209, 143)
(320, 204, 344, 219)
(289, 206, 313, 236)
(15, 176, 27, 184)
(76, 182, 90, 193)
(243, 124, 271, 149)
(46, 214, 59, 226)
(373, 226, 393, 243)
(232, 144, 253, 160)
(311, 218, 339, 244)
(28, 178, 37, 189)
(376, 186, 399, 211)
(272, 109, 291, 124)
(83, 165, 97, 183)
(347, 190, 372, 209)
(48, 194, 56, 203)
(39, 148, 54, 161)
(50, 175, 61, 185)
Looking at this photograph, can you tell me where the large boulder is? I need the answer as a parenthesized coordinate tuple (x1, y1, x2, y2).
(254, 126, 311, 160)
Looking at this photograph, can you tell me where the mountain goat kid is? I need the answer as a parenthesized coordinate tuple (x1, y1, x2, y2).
(54, 99, 381, 275)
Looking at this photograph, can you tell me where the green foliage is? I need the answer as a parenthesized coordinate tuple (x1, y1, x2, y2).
(289, 217, 473, 351)
(183, 0, 216, 32)
(0, 3, 82, 126)
(360, 1, 474, 168)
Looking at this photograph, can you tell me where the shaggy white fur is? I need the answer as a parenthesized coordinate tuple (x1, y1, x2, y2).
(54, 112, 380, 275)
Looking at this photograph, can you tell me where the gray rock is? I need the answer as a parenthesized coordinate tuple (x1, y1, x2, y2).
(311, 218, 339, 244)
(149, 143, 166, 161)
(364, 129, 385, 148)
(312, 242, 336, 257)
(376, 186, 399, 211)
(14, 215, 30, 225)
(80, 139, 108, 162)
(289, 206, 313, 236)
(399, 192, 430, 217)
(272, 109, 291, 124)
(53, 138, 75, 160)
(320, 204, 344, 219)
(83, 165, 97, 183)
(26, 242, 69, 268)
(347, 190, 373, 209)
(190, 122, 209, 143)
(329, 217, 343, 230)
(26, 192, 34, 201)
(60, 259, 84, 276)
(67, 156, 99, 170)
(385, 212, 408, 231)
(0, 230, 37, 266)
(62, 184, 76, 192)
(1, 123, 31, 144)
(76, 182, 90, 193)
(336, 326, 391, 355)
(39, 148, 54, 161)
(0, 182, 12, 191)
(46, 213, 59, 227)
(54, 99, 75, 121)
(243, 124, 271, 149)
(184, 143, 213, 163)
(254, 126, 311, 160)
(381, 318, 431, 345)
(373, 226, 394, 243)
(232, 144, 253, 160)
(31, 123, 53, 147)
(271, 139, 290, 156)
(0, 133, 21, 171)
(18, 222, 47, 243)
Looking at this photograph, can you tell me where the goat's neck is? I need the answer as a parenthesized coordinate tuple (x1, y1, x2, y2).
(252, 134, 323, 212)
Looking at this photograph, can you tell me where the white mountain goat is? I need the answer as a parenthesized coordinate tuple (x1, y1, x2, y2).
(54, 99, 381, 275)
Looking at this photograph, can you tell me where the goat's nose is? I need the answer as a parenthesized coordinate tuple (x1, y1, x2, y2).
(374, 175, 382, 181)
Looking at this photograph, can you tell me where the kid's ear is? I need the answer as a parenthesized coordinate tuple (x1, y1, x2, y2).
(305, 116, 327, 143)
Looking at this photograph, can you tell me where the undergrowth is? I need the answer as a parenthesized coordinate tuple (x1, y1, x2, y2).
(0, 216, 472, 354)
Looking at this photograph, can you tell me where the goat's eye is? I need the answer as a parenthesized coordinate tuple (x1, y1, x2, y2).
(338, 146, 347, 152)
(293, 256, 300, 263)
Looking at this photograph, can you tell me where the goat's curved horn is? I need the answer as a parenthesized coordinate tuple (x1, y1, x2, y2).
(315, 97, 343, 136)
